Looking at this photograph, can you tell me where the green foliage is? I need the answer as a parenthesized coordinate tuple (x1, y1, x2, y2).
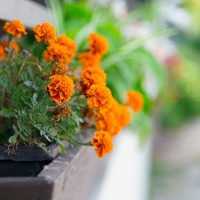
(0, 44, 87, 149)
(160, 57, 200, 128)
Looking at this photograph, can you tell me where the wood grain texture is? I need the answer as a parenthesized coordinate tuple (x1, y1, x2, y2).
(0, 147, 102, 200)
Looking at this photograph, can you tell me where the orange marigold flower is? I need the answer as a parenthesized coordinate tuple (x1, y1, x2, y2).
(89, 33, 109, 56)
(44, 35, 76, 65)
(33, 22, 56, 45)
(126, 90, 144, 112)
(51, 63, 67, 75)
(96, 99, 131, 136)
(96, 108, 122, 136)
(47, 75, 74, 104)
(91, 130, 113, 158)
(78, 51, 101, 67)
(1, 40, 20, 53)
(119, 105, 131, 127)
(87, 85, 112, 110)
(3, 19, 27, 38)
(57, 34, 76, 60)
(0, 45, 6, 60)
(44, 43, 68, 64)
(81, 66, 106, 91)
(111, 98, 131, 126)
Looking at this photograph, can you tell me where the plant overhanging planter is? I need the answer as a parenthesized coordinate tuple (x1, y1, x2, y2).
(0, 15, 145, 200)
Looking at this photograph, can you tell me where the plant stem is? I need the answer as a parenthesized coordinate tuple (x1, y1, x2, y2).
(69, 135, 91, 146)
(16, 41, 38, 80)
(68, 103, 85, 108)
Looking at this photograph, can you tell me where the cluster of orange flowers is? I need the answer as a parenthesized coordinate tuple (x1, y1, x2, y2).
(32, 22, 76, 105)
(0, 20, 23, 59)
(33, 22, 76, 65)
(79, 33, 144, 157)
(2, 19, 144, 158)
(0, 19, 25, 59)
(0, 40, 20, 60)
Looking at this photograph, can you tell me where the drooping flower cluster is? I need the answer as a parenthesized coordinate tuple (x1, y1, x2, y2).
(78, 33, 142, 157)
(1, 20, 144, 159)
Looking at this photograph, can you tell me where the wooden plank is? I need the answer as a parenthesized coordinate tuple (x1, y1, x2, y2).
(0, 146, 102, 200)
(0, 0, 50, 27)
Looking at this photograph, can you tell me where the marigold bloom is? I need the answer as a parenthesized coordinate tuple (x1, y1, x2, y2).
(57, 34, 76, 61)
(47, 75, 74, 104)
(89, 33, 109, 56)
(1, 40, 20, 53)
(33, 22, 56, 45)
(78, 51, 100, 67)
(126, 90, 144, 112)
(91, 131, 113, 158)
(119, 105, 131, 127)
(81, 66, 106, 91)
(0, 45, 6, 60)
(87, 85, 112, 110)
(3, 19, 27, 38)
(96, 109, 122, 136)
(51, 63, 67, 75)
(96, 99, 131, 136)
(44, 43, 68, 64)
(44, 35, 76, 65)
(111, 98, 131, 126)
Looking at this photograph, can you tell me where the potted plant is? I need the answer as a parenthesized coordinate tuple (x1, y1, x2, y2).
(0, 19, 145, 199)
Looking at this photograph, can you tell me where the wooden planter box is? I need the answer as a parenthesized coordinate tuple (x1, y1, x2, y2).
(0, 1, 103, 200)
(0, 146, 101, 200)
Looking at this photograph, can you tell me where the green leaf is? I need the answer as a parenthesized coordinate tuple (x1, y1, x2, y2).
(8, 134, 18, 144)
(58, 142, 67, 156)
(0, 108, 15, 118)
(31, 93, 38, 107)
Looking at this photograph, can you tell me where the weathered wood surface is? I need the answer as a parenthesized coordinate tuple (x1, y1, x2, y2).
(0, 146, 101, 200)
(0, 0, 50, 26)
